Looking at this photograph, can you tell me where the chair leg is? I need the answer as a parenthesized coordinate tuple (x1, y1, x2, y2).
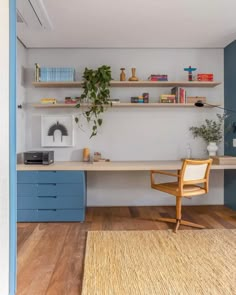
(174, 197, 182, 233)
(147, 196, 205, 231)
(174, 219, 181, 233)
(176, 197, 182, 220)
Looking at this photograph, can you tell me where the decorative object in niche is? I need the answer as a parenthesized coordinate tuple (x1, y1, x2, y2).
(120, 68, 126, 81)
(184, 66, 197, 81)
(75, 65, 112, 138)
(207, 142, 218, 156)
(189, 113, 226, 156)
(41, 115, 74, 147)
(35, 63, 40, 82)
(83, 147, 90, 162)
(128, 67, 139, 81)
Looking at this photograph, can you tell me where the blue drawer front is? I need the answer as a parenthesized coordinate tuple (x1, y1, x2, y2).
(17, 183, 84, 198)
(17, 209, 85, 222)
(18, 171, 85, 184)
(18, 196, 84, 209)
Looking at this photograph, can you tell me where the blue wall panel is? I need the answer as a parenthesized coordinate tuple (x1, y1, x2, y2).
(224, 40, 236, 210)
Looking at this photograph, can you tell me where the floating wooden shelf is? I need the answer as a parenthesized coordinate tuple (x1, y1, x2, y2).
(32, 81, 221, 88)
(32, 81, 83, 88)
(32, 103, 220, 108)
(110, 81, 221, 88)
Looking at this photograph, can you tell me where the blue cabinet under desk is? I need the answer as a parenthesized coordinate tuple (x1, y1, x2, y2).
(17, 171, 86, 222)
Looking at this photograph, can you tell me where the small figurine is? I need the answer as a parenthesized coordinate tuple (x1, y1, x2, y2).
(128, 68, 139, 81)
(120, 68, 126, 81)
(184, 66, 197, 81)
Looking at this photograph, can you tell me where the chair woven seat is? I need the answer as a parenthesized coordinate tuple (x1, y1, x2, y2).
(152, 182, 207, 196)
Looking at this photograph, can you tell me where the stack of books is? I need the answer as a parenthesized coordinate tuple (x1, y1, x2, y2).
(35, 64, 75, 82)
(197, 74, 214, 81)
(160, 94, 176, 103)
(65, 97, 80, 104)
(131, 96, 145, 103)
(148, 74, 168, 81)
(171, 87, 186, 103)
(40, 98, 57, 104)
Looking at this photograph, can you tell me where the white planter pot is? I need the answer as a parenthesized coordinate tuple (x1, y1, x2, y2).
(207, 142, 218, 156)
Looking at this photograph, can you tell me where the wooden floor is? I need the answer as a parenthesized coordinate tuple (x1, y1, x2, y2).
(17, 205, 236, 295)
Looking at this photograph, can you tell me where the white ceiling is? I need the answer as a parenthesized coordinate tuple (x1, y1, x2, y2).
(17, 0, 236, 48)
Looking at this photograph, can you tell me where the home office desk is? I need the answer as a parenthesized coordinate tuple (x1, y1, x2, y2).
(17, 160, 236, 171)
(17, 161, 236, 222)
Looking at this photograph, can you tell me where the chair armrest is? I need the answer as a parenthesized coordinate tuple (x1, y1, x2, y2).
(150, 170, 180, 186)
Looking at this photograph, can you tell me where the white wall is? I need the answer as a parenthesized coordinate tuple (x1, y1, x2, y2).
(17, 40, 27, 155)
(25, 48, 224, 206)
(0, 1, 10, 294)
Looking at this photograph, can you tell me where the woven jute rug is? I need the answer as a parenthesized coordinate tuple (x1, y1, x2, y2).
(82, 229, 236, 295)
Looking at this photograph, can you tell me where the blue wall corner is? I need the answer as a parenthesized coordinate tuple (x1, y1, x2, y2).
(224, 40, 236, 210)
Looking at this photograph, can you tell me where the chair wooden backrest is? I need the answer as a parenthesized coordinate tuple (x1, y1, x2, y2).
(178, 159, 212, 195)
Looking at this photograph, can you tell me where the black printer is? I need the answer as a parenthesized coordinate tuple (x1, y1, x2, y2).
(24, 151, 54, 165)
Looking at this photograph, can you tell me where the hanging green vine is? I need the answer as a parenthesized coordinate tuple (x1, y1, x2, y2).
(75, 65, 112, 138)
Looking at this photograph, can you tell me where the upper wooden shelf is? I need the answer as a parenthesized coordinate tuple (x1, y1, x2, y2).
(32, 81, 221, 88)
(32, 103, 220, 108)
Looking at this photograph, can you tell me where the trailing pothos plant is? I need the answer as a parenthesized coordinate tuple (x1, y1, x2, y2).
(75, 65, 112, 138)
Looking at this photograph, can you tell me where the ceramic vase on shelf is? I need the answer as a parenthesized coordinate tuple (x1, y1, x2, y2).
(207, 142, 218, 156)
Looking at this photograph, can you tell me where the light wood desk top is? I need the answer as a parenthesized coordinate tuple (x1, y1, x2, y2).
(17, 160, 236, 171)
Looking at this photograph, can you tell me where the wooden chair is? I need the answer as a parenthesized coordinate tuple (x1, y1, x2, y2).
(150, 159, 212, 232)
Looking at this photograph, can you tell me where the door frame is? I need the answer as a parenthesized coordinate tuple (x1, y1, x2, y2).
(9, 0, 16, 294)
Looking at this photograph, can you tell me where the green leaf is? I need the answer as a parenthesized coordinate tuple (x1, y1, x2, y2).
(98, 118, 102, 126)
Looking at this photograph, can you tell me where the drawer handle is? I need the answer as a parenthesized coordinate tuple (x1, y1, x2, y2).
(37, 196, 57, 198)
(38, 183, 56, 186)
(37, 209, 57, 211)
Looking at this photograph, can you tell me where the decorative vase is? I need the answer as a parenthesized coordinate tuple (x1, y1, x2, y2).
(207, 142, 218, 156)
(120, 68, 126, 81)
(128, 68, 139, 81)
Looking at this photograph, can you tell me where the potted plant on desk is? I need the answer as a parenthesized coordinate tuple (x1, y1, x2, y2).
(75, 65, 112, 138)
(189, 113, 226, 156)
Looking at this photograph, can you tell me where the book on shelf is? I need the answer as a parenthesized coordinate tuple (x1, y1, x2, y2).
(148, 74, 168, 81)
(65, 96, 80, 104)
(35, 66, 75, 82)
(179, 88, 186, 104)
(160, 94, 176, 103)
(35, 63, 40, 82)
(171, 87, 186, 103)
(40, 98, 57, 104)
(197, 74, 214, 81)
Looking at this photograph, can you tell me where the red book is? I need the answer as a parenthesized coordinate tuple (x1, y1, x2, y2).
(180, 88, 185, 104)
